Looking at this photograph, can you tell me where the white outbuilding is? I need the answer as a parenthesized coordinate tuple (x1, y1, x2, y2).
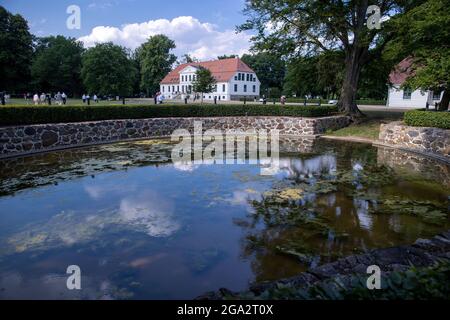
(387, 58, 443, 108)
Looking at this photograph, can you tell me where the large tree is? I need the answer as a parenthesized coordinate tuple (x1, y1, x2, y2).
(192, 67, 217, 103)
(241, 52, 286, 94)
(239, 0, 414, 116)
(31, 36, 84, 95)
(0, 6, 33, 92)
(136, 35, 176, 96)
(385, 0, 450, 110)
(81, 43, 136, 96)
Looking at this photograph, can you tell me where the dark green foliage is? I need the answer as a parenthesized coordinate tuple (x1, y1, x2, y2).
(81, 43, 136, 96)
(135, 35, 177, 96)
(238, 0, 408, 115)
(217, 55, 237, 60)
(192, 67, 216, 100)
(0, 105, 338, 126)
(0, 6, 33, 92)
(241, 53, 286, 94)
(385, 0, 450, 110)
(31, 36, 84, 95)
(404, 110, 450, 129)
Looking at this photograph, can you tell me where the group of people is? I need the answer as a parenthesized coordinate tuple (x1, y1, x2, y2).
(32, 92, 67, 105)
(82, 94, 99, 104)
(154, 92, 165, 104)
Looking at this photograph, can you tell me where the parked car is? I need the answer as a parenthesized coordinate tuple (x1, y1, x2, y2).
(328, 100, 338, 105)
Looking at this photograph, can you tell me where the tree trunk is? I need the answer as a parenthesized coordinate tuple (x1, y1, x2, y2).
(337, 47, 366, 118)
(439, 89, 450, 111)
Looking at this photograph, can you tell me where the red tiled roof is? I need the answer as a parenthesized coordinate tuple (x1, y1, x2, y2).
(389, 57, 414, 85)
(160, 58, 255, 84)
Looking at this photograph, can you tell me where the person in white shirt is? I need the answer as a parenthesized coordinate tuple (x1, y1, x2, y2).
(56, 92, 62, 105)
(33, 93, 39, 105)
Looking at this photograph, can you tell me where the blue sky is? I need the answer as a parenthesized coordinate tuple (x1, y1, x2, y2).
(2, 0, 252, 59)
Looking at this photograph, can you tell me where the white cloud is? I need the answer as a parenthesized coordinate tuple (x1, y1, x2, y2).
(78, 16, 252, 60)
(119, 191, 180, 237)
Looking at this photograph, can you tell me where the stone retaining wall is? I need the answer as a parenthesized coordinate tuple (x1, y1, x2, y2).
(379, 121, 450, 159)
(0, 116, 349, 159)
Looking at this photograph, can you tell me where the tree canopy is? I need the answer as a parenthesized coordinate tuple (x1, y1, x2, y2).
(241, 52, 285, 94)
(0, 6, 33, 92)
(31, 36, 84, 95)
(385, 0, 450, 109)
(81, 42, 136, 96)
(136, 35, 177, 96)
(192, 67, 217, 103)
(239, 0, 411, 116)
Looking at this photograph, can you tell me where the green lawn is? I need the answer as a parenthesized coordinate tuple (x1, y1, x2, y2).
(326, 109, 406, 141)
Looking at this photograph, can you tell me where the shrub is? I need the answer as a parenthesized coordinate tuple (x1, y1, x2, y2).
(0, 104, 339, 126)
(404, 109, 450, 129)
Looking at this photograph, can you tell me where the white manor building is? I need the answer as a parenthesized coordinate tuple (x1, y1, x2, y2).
(159, 57, 261, 101)
(387, 58, 443, 108)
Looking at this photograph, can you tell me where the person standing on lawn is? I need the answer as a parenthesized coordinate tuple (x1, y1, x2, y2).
(33, 93, 39, 105)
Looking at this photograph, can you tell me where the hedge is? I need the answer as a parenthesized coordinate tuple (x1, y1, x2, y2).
(0, 104, 339, 126)
(404, 109, 450, 129)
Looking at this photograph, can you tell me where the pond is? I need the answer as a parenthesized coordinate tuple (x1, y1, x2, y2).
(0, 137, 449, 299)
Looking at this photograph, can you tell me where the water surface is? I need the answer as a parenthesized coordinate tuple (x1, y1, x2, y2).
(0, 138, 449, 299)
